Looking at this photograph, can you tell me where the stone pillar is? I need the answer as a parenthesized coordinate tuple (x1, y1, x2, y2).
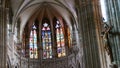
(0, 0, 7, 68)
(105, 0, 120, 67)
(92, 0, 108, 68)
(78, 0, 101, 68)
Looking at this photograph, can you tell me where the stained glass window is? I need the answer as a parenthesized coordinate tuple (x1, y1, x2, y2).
(29, 24, 38, 59)
(24, 18, 69, 59)
(42, 22, 52, 59)
(67, 28, 71, 48)
(55, 20, 66, 57)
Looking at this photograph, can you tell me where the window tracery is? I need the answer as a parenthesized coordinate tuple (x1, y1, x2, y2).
(42, 22, 52, 59)
(55, 20, 66, 57)
(29, 24, 38, 59)
(22, 17, 70, 59)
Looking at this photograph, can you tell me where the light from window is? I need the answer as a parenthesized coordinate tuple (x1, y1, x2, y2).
(29, 24, 38, 59)
(42, 22, 52, 59)
(55, 20, 66, 57)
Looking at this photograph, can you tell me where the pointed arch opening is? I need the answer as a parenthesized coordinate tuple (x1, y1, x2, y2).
(41, 18, 53, 59)
(53, 17, 66, 57)
(21, 4, 73, 60)
(29, 24, 38, 59)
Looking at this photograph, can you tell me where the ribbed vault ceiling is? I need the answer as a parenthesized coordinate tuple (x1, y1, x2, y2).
(11, 0, 77, 40)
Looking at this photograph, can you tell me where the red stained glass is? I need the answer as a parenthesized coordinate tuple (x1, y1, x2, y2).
(42, 23, 52, 59)
(29, 24, 38, 59)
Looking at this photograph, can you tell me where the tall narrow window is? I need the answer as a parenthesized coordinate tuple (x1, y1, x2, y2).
(29, 24, 38, 59)
(55, 20, 66, 57)
(67, 28, 71, 48)
(42, 22, 52, 59)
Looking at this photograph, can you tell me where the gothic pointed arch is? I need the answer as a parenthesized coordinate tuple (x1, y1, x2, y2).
(41, 18, 53, 59)
(53, 17, 66, 57)
(29, 23, 38, 59)
(18, 1, 77, 68)
(22, 15, 72, 59)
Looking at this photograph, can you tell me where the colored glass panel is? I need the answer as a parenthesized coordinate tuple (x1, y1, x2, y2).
(56, 20, 66, 57)
(29, 24, 38, 59)
(42, 23, 52, 59)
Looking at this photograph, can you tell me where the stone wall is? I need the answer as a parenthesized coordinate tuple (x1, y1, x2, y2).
(19, 54, 76, 68)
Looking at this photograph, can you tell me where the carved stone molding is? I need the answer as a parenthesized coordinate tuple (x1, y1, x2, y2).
(19, 54, 75, 68)
(70, 46, 79, 55)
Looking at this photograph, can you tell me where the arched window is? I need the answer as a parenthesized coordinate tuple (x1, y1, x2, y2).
(29, 24, 38, 59)
(41, 21, 52, 59)
(55, 20, 66, 57)
(23, 17, 70, 59)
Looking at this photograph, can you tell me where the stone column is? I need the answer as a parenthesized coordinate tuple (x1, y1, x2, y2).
(78, 0, 101, 68)
(0, 0, 7, 68)
(105, 0, 120, 67)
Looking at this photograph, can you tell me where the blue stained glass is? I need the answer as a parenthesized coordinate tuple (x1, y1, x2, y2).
(42, 36, 44, 39)
(48, 31, 51, 34)
(57, 48, 62, 53)
(48, 42, 51, 44)
(42, 22, 52, 59)
(42, 31, 45, 35)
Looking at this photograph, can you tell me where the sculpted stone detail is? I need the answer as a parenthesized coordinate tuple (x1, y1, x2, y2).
(70, 46, 79, 55)
(101, 22, 113, 61)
